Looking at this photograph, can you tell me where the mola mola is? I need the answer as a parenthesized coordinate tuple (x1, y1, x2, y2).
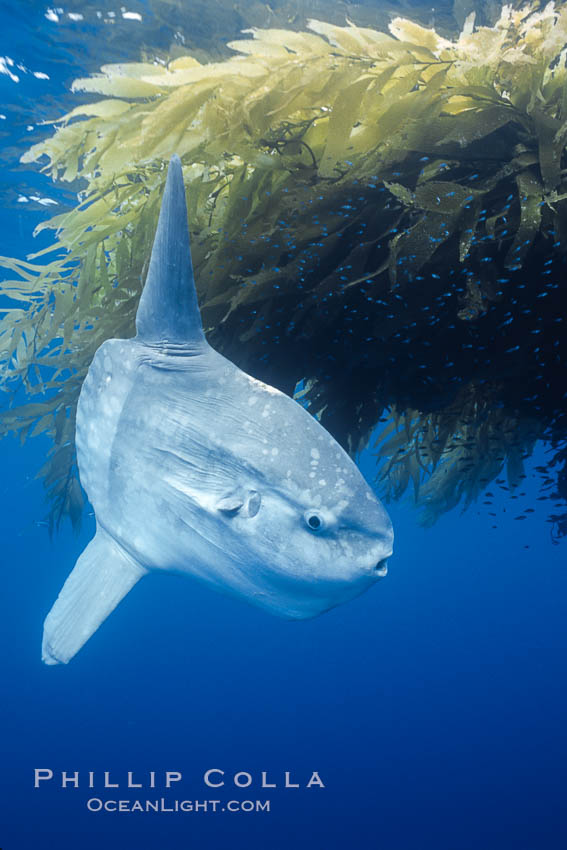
(42, 155, 394, 665)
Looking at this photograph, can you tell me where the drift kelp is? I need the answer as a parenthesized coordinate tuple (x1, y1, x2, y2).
(0, 2, 565, 535)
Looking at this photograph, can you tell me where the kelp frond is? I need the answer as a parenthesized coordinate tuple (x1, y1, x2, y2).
(374, 386, 542, 525)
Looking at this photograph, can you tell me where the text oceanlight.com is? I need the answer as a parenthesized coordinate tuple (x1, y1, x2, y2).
(86, 798, 270, 813)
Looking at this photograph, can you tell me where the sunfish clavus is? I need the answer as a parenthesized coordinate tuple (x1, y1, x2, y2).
(42, 155, 394, 665)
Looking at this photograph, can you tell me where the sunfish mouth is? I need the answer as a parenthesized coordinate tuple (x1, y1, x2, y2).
(374, 559, 389, 577)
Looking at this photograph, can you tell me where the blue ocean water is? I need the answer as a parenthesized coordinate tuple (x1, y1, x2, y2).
(1, 3, 566, 849)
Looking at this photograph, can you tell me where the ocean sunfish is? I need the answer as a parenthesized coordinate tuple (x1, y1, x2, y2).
(42, 155, 394, 665)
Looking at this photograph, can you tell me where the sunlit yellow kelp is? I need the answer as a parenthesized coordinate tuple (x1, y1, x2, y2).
(0, 2, 565, 534)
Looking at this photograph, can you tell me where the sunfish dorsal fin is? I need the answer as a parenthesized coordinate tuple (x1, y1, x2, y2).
(135, 154, 205, 347)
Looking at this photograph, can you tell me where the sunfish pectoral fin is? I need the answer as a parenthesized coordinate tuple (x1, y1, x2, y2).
(215, 489, 261, 518)
(42, 528, 147, 666)
(216, 493, 245, 514)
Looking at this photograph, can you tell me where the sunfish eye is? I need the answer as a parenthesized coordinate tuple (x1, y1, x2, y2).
(304, 511, 324, 532)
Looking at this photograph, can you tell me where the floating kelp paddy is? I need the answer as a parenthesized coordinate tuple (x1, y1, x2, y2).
(0, 0, 565, 538)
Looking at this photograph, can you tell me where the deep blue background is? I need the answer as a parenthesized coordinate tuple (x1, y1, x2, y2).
(1, 3, 566, 849)
(1, 434, 566, 850)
